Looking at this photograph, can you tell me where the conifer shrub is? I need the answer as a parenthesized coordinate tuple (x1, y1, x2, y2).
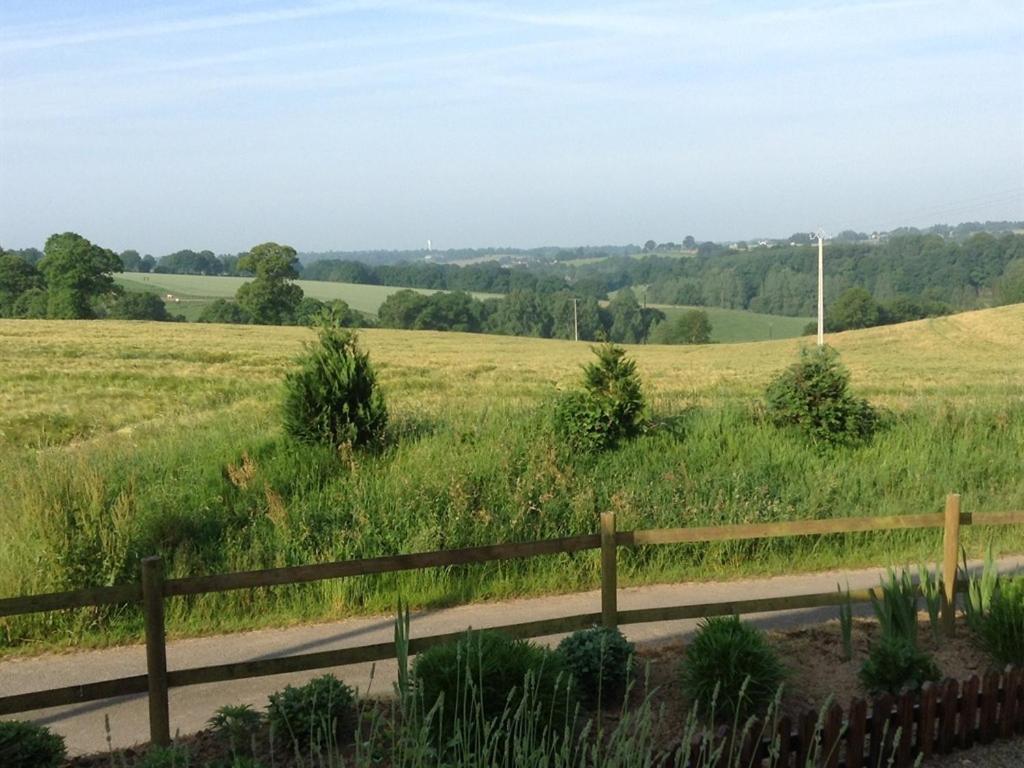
(267, 674, 356, 750)
(557, 625, 634, 707)
(553, 343, 646, 453)
(859, 634, 940, 694)
(282, 326, 387, 449)
(678, 616, 785, 723)
(0, 720, 66, 768)
(765, 345, 877, 445)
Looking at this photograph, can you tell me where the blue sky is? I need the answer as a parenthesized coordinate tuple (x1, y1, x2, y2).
(1, 1, 1022, 254)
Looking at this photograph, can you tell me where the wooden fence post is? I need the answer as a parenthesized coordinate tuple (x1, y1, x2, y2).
(141, 556, 170, 747)
(942, 493, 961, 637)
(600, 512, 617, 629)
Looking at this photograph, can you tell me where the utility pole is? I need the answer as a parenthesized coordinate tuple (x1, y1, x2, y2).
(813, 229, 826, 346)
(572, 298, 579, 341)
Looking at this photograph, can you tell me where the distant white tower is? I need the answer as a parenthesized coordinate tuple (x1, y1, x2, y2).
(427, 239, 432, 252)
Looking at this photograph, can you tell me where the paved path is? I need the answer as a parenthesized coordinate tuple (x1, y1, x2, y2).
(3, 558, 1022, 756)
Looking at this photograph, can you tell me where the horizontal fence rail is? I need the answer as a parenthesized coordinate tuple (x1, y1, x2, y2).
(1, 493, 1022, 751)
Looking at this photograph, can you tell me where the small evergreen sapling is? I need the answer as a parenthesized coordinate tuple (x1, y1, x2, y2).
(282, 325, 387, 449)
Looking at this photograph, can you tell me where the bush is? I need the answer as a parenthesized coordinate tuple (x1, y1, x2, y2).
(557, 625, 634, 707)
(282, 327, 388, 449)
(679, 616, 785, 723)
(859, 635, 940, 694)
(267, 674, 356, 750)
(553, 343, 646, 453)
(976, 577, 1024, 667)
(413, 630, 575, 745)
(765, 345, 877, 445)
(198, 298, 252, 324)
(136, 744, 191, 768)
(208, 703, 263, 754)
(0, 720, 66, 768)
(108, 292, 171, 321)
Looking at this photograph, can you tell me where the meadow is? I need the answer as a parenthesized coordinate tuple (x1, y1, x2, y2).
(0, 305, 1022, 653)
(652, 304, 811, 342)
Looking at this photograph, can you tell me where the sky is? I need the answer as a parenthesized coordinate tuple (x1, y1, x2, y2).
(1, 1, 1022, 254)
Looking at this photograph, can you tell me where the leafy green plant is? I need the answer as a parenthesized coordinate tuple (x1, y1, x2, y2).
(208, 703, 262, 755)
(837, 583, 853, 662)
(0, 720, 66, 768)
(136, 743, 191, 768)
(765, 345, 877, 445)
(412, 629, 575, 747)
(267, 673, 356, 750)
(557, 625, 634, 707)
(859, 634, 940, 694)
(869, 568, 919, 646)
(976, 576, 1024, 667)
(963, 544, 1001, 631)
(553, 343, 646, 453)
(282, 326, 387, 449)
(917, 563, 943, 642)
(678, 615, 785, 723)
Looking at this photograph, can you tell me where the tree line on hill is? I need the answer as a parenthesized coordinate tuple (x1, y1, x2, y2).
(375, 287, 713, 344)
(555, 232, 1024, 316)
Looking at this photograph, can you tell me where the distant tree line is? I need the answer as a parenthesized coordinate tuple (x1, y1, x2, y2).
(814, 288, 953, 333)
(119, 248, 248, 276)
(0, 233, 176, 321)
(556, 233, 1024, 317)
(373, 287, 707, 345)
(302, 259, 574, 295)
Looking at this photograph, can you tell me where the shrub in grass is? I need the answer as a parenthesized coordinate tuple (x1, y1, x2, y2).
(553, 343, 646, 453)
(557, 625, 634, 707)
(859, 634, 940, 695)
(679, 616, 785, 723)
(765, 345, 877, 445)
(413, 630, 575, 745)
(208, 703, 263, 755)
(267, 673, 356, 750)
(976, 576, 1024, 667)
(282, 326, 387, 449)
(0, 720, 66, 768)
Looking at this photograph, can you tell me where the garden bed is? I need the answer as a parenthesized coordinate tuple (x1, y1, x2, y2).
(61, 614, 1009, 768)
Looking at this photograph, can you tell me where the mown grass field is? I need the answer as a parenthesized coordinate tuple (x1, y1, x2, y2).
(1, 305, 1022, 653)
(114, 272, 501, 318)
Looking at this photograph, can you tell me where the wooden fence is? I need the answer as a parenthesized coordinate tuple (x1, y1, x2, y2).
(1, 493, 1022, 759)
(697, 665, 1024, 768)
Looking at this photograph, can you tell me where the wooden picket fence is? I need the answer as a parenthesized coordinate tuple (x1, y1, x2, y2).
(687, 666, 1024, 767)
(1, 492, 1022, 763)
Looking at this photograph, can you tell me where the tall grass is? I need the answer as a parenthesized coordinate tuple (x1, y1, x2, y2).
(2, 400, 1023, 652)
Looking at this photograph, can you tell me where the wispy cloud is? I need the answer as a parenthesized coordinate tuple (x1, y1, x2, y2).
(0, 0, 393, 53)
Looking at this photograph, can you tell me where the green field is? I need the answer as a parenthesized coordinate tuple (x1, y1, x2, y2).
(115, 272, 501, 319)
(1, 306, 1022, 653)
(653, 304, 811, 342)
